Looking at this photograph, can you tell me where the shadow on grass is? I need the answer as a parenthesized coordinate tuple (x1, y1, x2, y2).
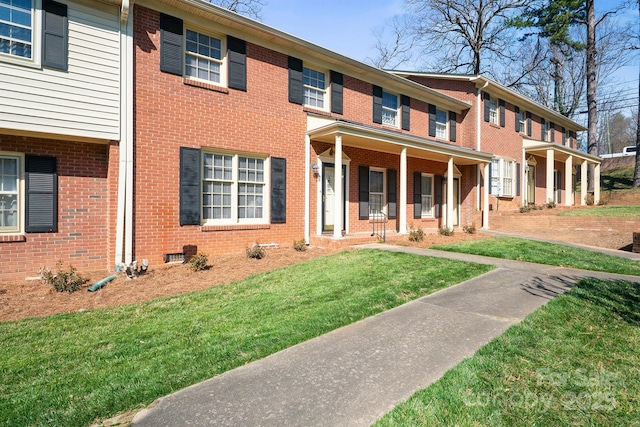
(521, 275, 577, 300)
(572, 279, 640, 326)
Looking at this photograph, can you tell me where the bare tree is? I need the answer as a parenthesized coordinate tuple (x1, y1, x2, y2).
(206, 0, 265, 21)
(369, 0, 529, 77)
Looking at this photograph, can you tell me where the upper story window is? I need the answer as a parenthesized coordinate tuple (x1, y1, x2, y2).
(0, 155, 20, 232)
(202, 152, 267, 224)
(542, 119, 551, 142)
(185, 29, 225, 84)
(435, 109, 448, 139)
(382, 91, 398, 127)
(303, 67, 326, 109)
(0, 0, 34, 60)
(488, 98, 499, 125)
(516, 109, 526, 133)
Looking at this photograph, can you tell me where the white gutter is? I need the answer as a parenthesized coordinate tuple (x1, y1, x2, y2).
(116, 0, 134, 267)
(476, 80, 489, 210)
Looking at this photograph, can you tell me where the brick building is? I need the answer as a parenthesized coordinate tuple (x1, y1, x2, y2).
(0, 0, 599, 281)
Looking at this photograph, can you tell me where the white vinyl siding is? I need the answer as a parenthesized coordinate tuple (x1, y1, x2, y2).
(0, 1, 120, 141)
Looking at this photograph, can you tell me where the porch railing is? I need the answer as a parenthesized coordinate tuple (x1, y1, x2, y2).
(370, 211, 387, 243)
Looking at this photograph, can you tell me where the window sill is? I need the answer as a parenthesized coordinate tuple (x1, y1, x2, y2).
(183, 78, 229, 94)
(0, 234, 26, 243)
(303, 107, 331, 116)
(201, 223, 270, 232)
(488, 122, 501, 129)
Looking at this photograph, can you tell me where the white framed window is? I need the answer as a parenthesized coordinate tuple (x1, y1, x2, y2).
(421, 174, 433, 218)
(488, 98, 499, 125)
(0, 154, 21, 233)
(202, 152, 267, 224)
(369, 168, 385, 217)
(490, 158, 515, 198)
(517, 109, 526, 133)
(185, 28, 226, 85)
(303, 67, 326, 109)
(0, 0, 42, 65)
(435, 109, 448, 139)
(382, 91, 398, 127)
(542, 120, 551, 142)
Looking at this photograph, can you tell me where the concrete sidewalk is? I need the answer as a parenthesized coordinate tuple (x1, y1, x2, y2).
(131, 245, 640, 427)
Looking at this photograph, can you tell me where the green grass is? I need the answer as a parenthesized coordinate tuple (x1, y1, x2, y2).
(0, 249, 492, 427)
(432, 237, 640, 276)
(375, 278, 640, 426)
(558, 205, 640, 218)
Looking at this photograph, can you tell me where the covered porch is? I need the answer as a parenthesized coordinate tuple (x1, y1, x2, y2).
(523, 139, 602, 206)
(304, 118, 494, 242)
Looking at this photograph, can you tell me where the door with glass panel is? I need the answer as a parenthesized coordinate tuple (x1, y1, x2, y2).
(322, 164, 346, 232)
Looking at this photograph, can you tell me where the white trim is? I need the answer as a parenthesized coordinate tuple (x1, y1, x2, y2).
(0, 0, 42, 68)
(183, 26, 228, 88)
(399, 148, 407, 234)
(316, 148, 351, 237)
(304, 135, 310, 244)
(381, 90, 400, 128)
(0, 151, 24, 235)
(302, 65, 329, 112)
(368, 167, 386, 218)
(419, 173, 434, 218)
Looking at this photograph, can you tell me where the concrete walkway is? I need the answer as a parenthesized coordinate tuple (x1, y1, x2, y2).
(131, 245, 640, 427)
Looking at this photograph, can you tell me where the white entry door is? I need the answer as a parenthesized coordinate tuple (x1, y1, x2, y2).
(323, 165, 336, 231)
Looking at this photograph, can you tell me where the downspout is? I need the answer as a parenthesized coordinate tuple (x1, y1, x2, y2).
(116, 0, 133, 268)
(475, 79, 489, 211)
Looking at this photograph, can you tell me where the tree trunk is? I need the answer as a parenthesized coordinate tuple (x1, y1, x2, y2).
(586, 0, 598, 193)
(635, 0, 640, 188)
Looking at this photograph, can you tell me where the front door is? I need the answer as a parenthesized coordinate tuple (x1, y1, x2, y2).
(322, 164, 346, 232)
(444, 178, 460, 227)
(527, 165, 536, 204)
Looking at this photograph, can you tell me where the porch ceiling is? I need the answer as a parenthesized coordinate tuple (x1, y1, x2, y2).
(307, 120, 493, 166)
(523, 139, 601, 165)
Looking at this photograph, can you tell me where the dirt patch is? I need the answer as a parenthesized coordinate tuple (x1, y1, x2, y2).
(0, 225, 628, 323)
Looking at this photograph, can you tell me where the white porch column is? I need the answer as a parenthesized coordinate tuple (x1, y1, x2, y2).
(333, 134, 343, 239)
(565, 155, 573, 206)
(594, 163, 601, 204)
(446, 157, 454, 229)
(580, 160, 588, 206)
(482, 162, 490, 229)
(546, 149, 554, 203)
(399, 147, 408, 234)
(304, 135, 311, 243)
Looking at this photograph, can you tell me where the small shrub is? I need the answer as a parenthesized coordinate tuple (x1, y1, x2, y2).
(438, 227, 454, 236)
(408, 227, 425, 242)
(585, 193, 595, 205)
(519, 205, 531, 213)
(246, 243, 266, 259)
(38, 261, 86, 293)
(545, 199, 556, 209)
(532, 204, 543, 211)
(188, 253, 210, 272)
(293, 238, 307, 252)
(463, 223, 477, 234)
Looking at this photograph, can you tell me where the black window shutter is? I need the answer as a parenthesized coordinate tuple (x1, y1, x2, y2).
(179, 147, 201, 226)
(515, 106, 520, 130)
(271, 157, 286, 223)
(516, 162, 521, 197)
(160, 14, 183, 75)
(526, 111, 532, 136)
(401, 95, 410, 131)
(488, 163, 494, 195)
(288, 56, 303, 104)
(499, 99, 505, 127)
(358, 166, 369, 219)
(330, 71, 343, 114)
(387, 169, 397, 219)
(372, 85, 383, 124)
(557, 170, 562, 204)
(428, 104, 436, 137)
(449, 111, 457, 142)
(42, 0, 68, 70)
(550, 122, 555, 142)
(483, 92, 490, 122)
(413, 171, 421, 219)
(25, 155, 57, 233)
(541, 118, 546, 140)
(562, 127, 566, 145)
(434, 175, 443, 218)
(227, 36, 247, 91)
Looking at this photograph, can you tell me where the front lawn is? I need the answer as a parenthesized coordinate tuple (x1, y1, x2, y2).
(558, 206, 640, 218)
(0, 249, 492, 427)
(375, 278, 640, 426)
(432, 237, 640, 276)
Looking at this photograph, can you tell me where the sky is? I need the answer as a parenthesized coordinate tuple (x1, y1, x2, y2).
(259, 0, 639, 123)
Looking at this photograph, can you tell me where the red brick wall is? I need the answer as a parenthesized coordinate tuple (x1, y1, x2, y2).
(0, 135, 114, 281)
(134, 5, 308, 264)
